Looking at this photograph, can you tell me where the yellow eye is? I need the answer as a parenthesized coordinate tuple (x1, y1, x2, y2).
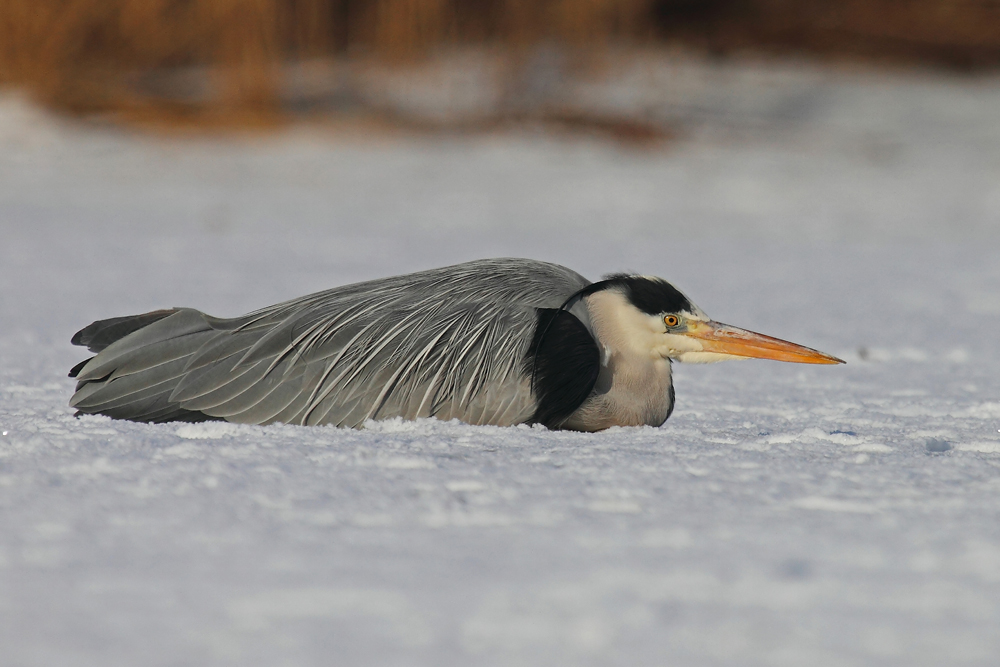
(664, 315, 680, 328)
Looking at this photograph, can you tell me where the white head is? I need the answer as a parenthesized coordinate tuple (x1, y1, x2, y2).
(582, 275, 843, 366)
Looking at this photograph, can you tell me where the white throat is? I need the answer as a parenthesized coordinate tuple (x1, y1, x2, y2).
(561, 289, 675, 430)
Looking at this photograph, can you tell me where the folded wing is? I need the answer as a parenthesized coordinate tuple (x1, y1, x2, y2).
(70, 258, 594, 428)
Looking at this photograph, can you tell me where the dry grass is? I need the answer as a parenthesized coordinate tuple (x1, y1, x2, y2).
(2, 0, 1000, 125)
(0, 0, 658, 113)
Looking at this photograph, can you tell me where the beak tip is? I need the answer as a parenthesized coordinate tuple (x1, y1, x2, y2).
(804, 352, 845, 365)
(687, 321, 846, 366)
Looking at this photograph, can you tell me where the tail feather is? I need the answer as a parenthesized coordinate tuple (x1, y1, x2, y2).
(71, 309, 178, 353)
(95, 392, 212, 423)
(70, 357, 196, 411)
(104, 332, 217, 382)
(73, 310, 212, 383)
(69, 308, 221, 423)
(68, 357, 93, 378)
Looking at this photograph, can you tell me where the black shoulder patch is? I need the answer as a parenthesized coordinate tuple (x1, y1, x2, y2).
(525, 309, 600, 429)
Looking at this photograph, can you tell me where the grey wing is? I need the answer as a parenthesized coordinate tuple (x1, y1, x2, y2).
(70, 258, 592, 428)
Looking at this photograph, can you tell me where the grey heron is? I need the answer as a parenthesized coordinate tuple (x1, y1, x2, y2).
(68, 258, 842, 431)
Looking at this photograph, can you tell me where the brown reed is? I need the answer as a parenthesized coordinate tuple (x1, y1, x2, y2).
(1, 0, 999, 120)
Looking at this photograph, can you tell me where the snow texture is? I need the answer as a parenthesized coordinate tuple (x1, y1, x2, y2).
(2, 59, 1000, 666)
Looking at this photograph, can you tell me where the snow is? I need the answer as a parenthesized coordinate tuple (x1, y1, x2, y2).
(2, 58, 1000, 665)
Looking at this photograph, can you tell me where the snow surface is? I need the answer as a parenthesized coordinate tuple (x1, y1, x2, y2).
(2, 59, 1000, 666)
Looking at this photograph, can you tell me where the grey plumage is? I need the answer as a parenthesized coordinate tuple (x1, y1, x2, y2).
(69, 257, 843, 431)
(70, 259, 593, 428)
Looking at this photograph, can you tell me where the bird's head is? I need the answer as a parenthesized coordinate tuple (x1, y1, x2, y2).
(581, 274, 844, 365)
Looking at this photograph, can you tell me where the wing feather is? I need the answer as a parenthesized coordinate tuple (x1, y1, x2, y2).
(71, 259, 595, 428)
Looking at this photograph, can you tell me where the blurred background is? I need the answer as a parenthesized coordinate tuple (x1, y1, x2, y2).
(3, 0, 1000, 131)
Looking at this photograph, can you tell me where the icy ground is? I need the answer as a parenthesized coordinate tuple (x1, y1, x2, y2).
(2, 60, 1000, 666)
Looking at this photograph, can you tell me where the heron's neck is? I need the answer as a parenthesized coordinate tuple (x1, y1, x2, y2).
(561, 290, 674, 430)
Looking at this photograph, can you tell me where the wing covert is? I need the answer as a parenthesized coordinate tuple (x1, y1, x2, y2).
(172, 258, 594, 427)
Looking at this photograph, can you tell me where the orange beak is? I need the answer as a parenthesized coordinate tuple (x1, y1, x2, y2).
(684, 320, 844, 365)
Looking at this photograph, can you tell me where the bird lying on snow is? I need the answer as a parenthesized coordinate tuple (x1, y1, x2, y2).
(69, 258, 843, 431)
